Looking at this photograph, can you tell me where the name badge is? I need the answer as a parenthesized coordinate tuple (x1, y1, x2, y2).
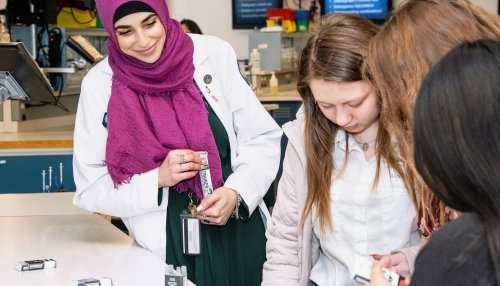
(180, 211, 200, 255)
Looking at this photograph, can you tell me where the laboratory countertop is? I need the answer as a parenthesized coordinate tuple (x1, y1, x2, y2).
(0, 214, 187, 286)
(0, 192, 89, 216)
(259, 94, 302, 101)
(0, 130, 74, 149)
(0, 193, 195, 286)
(256, 84, 302, 101)
(0, 101, 295, 149)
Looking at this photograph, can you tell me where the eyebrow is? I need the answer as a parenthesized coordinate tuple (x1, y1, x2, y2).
(114, 13, 157, 30)
(345, 92, 369, 104)
(317, 92, 369, 106)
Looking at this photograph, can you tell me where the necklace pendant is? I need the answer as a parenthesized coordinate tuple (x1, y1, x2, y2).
(361, 142, 369, 151)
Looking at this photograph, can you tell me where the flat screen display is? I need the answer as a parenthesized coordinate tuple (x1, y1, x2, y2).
(232, 0, 282, 29)
(0, 42, 57, 104)
(322, 0, 391, 22)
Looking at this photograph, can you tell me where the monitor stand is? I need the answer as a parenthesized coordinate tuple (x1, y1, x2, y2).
(0, 71, 29, 102)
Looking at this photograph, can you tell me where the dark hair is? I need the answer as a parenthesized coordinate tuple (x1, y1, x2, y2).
(414, 39, 500, 283)
(180, 19, 203, 34)
(113, 1, 155, 24)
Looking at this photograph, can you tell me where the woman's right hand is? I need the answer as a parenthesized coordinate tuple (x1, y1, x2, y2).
(158, 149, 203, 187)
(372, 252, 410, 278)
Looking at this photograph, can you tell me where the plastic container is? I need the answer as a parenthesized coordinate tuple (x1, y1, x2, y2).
(250, 48, 261, 74)
(270, 72, 279, 95)
(295, 10, 309, 32)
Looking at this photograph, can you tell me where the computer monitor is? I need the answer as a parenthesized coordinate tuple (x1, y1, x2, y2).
(322, 0, 392, 23)
(232, 0, 282, 29)
(0, 42, 57, 104)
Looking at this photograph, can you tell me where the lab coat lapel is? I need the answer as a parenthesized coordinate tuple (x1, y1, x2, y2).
(192, 41, 227, 127)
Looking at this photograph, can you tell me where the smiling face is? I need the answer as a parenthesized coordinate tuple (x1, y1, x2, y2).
(114, 12, 166, 64)
(309, 79, 379, 136)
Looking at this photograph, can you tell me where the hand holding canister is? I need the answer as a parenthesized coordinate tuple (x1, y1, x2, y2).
(158, 149, 203, 188)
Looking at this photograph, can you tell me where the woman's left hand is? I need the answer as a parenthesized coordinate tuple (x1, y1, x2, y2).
(196, 187, 238, 226)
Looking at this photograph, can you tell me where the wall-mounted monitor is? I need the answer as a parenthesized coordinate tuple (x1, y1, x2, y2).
(232, 0, 282, 29)
(0, 42, 57, 104)
(321, 0, 391, 23)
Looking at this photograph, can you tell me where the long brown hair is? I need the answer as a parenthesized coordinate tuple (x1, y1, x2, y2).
(364, 0, 500, 234)
(297, 14, 411, 235)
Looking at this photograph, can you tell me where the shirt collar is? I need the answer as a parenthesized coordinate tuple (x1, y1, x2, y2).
(336, 130, 364, 153)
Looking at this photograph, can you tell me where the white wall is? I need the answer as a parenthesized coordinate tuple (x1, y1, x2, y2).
(167, 0, 254, 59)
(169, 0, 498, 60)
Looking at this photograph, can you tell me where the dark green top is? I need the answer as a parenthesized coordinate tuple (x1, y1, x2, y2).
(165, 98, 266, 286)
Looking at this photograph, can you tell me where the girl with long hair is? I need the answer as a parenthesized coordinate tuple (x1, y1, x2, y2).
(262, 13, 420, 285)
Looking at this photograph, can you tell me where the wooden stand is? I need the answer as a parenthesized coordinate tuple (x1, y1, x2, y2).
(0, 100, 75, 133)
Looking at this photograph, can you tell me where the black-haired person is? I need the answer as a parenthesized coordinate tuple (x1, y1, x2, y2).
(369, 39, 500, 286)
(181, 19, 203, 34)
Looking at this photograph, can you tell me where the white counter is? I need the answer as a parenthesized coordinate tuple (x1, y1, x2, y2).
(0, 193, 194, 286)
(0, 192, 89, 216)
(0, 214, 172, 285)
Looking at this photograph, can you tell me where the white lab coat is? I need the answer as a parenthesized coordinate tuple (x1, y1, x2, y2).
(72, 34, 283, 261)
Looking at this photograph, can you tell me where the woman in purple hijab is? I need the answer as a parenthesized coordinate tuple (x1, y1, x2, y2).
(72, 0, 282, 285)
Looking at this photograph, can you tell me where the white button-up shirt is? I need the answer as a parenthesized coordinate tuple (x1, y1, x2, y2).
(309, 131, 419, 285)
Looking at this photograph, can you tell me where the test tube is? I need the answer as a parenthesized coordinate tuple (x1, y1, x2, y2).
(42, 170, 46, 192)
(59, 163, 63, 185)
(48, 166, 52, 189)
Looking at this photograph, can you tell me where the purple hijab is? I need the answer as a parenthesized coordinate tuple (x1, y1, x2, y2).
(96, 0, 222, 200)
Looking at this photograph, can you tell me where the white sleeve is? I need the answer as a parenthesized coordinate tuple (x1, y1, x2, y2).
(216, 40, 283, 215)
(262, 143, 302, 285)
(72, 65, 167, 218)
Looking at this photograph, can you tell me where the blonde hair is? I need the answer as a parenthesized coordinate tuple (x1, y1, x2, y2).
(364, 0, 500, 233)
(297, 13, 412, 235)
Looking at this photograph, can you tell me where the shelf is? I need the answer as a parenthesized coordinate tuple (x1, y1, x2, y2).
(258, 31, 309, 38)
(65, 27, 108, 37)
(246, 68, 296, 76)
(256, 84, 302, 101)
(281, 32, 309, 38)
